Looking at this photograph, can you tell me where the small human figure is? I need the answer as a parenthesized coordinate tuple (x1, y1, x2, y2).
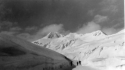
(79, 61, 81, 65)
(77, 61, 78, 65)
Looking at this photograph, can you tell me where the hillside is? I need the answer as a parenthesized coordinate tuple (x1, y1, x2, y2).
(0, 34, 75, 70)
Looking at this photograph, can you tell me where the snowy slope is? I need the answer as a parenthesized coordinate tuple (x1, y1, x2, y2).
(0, 34, 74, 70)
(64, 30, 125, 69)
(33, 29, 125, 70)
(78, 31, 125, 69)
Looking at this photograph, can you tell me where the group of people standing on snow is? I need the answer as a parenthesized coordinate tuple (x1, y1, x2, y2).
(71, 60, 81, 66)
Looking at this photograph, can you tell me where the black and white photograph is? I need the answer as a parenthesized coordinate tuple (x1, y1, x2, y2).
(0, 0, 124, 70)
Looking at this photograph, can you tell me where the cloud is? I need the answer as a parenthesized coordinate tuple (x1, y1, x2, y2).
(0, 27, 22, 36)
(25, 26, 38, 32)
(0, 31, 16, 35)
(76, 14, 123, 35)
(76, 15, 108, 34)
(100, 0, 121, 13)
(33, 24, 66, 40)
(76, 22, 101, 34)
(17, 33, 34, 41)
(112, 18, 124, 28)
(37, 24, 63, 34)
(101, 17, 124, 35)
(0, 0, 122, 41)
(9, 27, 22, 32)
(17, 24, 69, 41)
(0, 21, 13, 30)
(93, 15, 108, 23)
(102, 27, 122, 35)
(87, 9, 95, 16)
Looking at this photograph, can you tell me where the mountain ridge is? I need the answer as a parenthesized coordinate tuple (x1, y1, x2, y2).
(33, 29, 125, 70)
(32, 30, 107, 51)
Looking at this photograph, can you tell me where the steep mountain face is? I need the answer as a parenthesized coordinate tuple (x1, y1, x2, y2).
(33, 30, 125, 70)
(0, 34, 75, 70)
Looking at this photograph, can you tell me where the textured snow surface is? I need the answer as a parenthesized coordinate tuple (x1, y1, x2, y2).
(33, 30, 125, 70)
(0, 34, 75, 70)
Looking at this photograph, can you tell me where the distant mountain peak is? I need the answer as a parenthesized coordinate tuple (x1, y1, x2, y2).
(45, 32, 63, 39)
(89, 30, 106, 36)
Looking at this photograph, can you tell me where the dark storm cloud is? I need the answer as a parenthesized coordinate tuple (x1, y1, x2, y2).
(0, 0, 50, 26)
(0, 0, 123, 41)
(76, 0, 124, 35)
(99, 0, 124, 27)
(0, 0, 102, 30)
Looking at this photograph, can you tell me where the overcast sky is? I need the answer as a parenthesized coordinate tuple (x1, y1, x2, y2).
(0, 0, 124, 41)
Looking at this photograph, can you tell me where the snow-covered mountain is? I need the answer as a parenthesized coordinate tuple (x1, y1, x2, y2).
(33, 30, 106, 52)
(33, 29, 125, 70)
(0, 34, 75, 70)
